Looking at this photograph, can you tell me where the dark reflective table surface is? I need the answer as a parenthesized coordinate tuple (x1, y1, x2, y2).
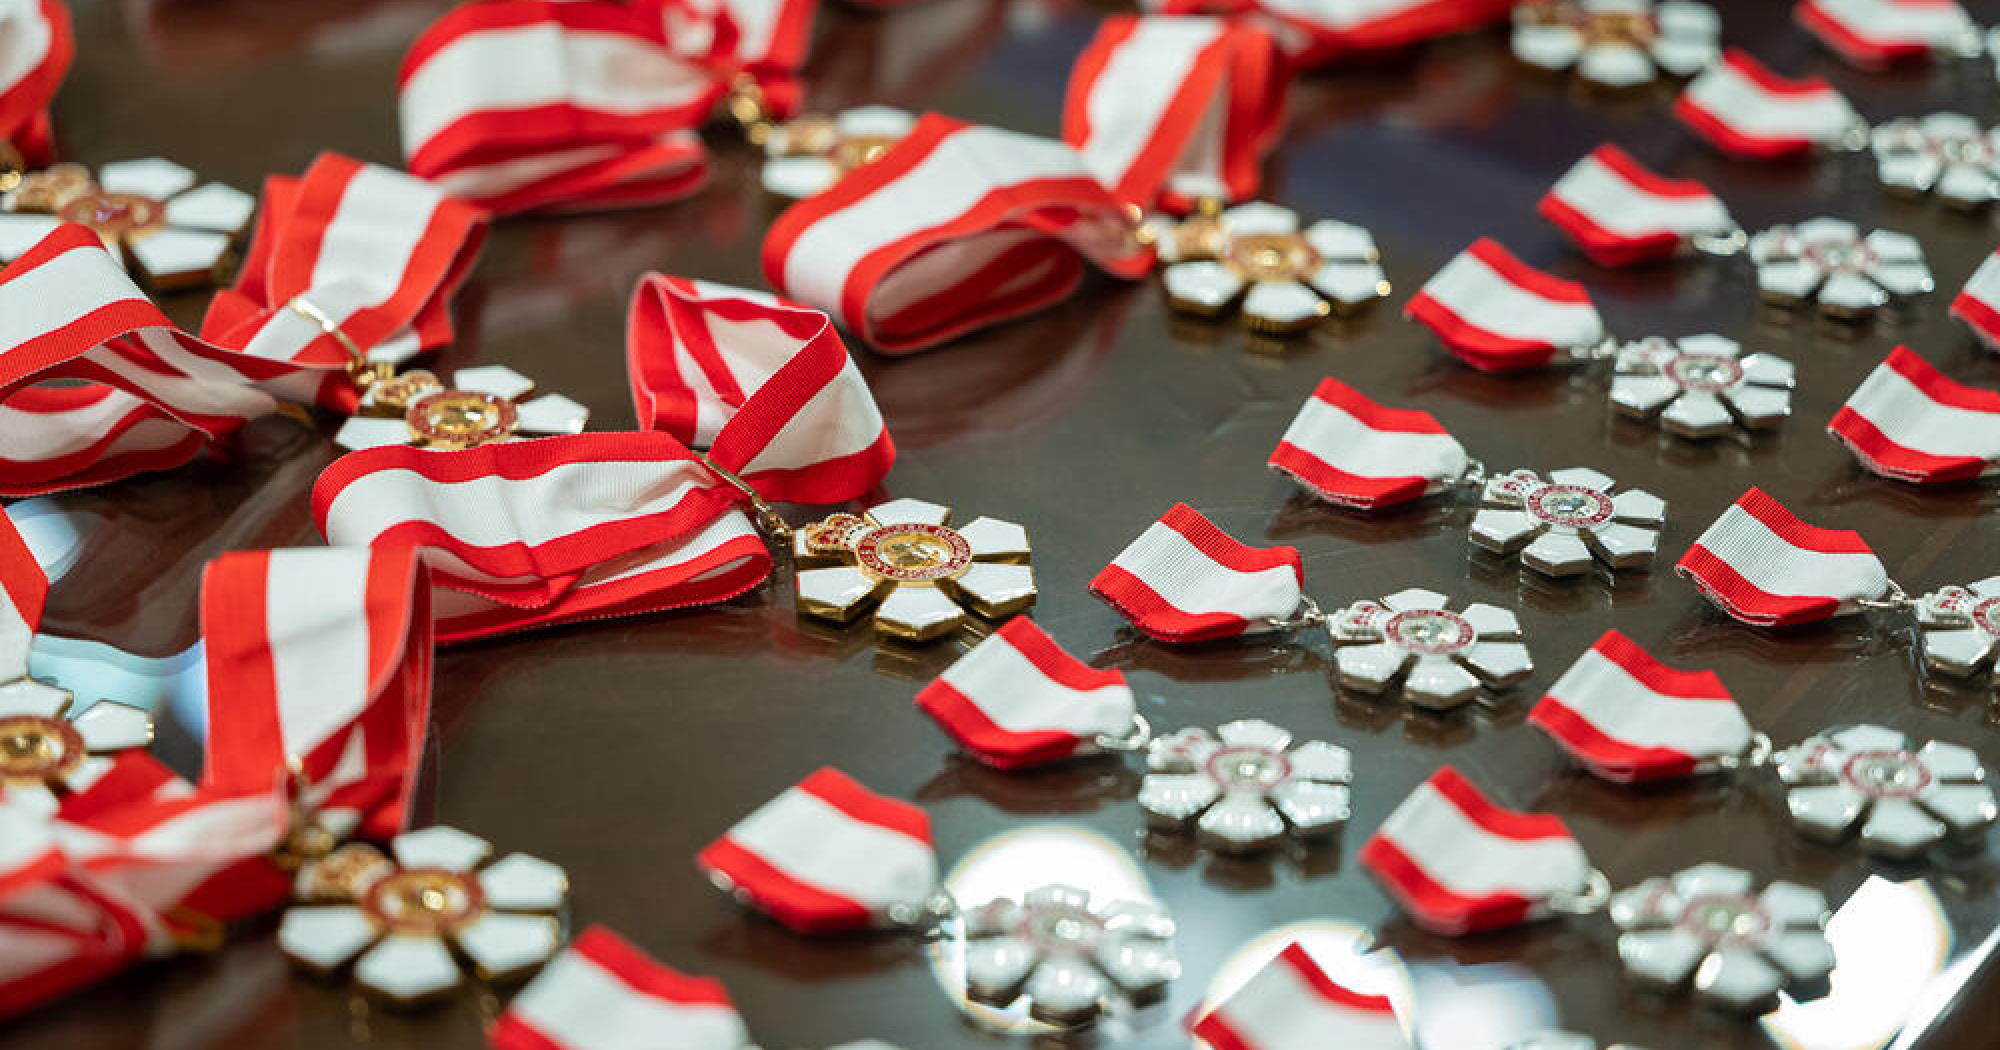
(13, 1, 2000, 1048)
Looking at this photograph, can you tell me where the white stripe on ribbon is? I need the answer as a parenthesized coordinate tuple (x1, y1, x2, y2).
(503, 939, 748, 1050)
(261, 551, 374, 761)
(935, 629, 1134, 739)
(1074, 17, 1226, 197)
(1198, 947, 1409, 1050)
(722, 785, 938, 916)
(1839, 355, 2000, 464)
(1112, 519, 1301, 625)
(1416, 246, 1603, 347)
(1278, 390, 1466, 487)
(1679, 57, 1854, 146)
(1373, 779, 1589, 903)
(1541, 646, 1751, 768)
(1546, 151, 1732, 240)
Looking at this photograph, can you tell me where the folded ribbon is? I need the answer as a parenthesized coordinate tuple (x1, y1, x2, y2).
(200, 153, 489, 413)
(0, 0, 71, 169)
(764, 114, 1154, 354)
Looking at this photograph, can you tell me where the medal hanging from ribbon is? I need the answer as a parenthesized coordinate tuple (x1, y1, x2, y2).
(1270, 381, 1679, 581)
(697, 766, 1182, 1028)
(0, 0, 69, 176)
(1088, 503, 1536, 712)
(398, 0, 815, 217)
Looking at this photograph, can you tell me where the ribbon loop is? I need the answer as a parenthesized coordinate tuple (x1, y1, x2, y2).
(627, 276, 893, 506)
(0, 225, 287, 497)
(916, 618, 1137, 770)
(1830, 346, 2000, 484)
(1675, 488, 1890, 626)
(1674, 50, 1858, 160)
(763, 114, 1154, 355)
(1090, 503, 1306, 644)
(1270, 378, 1469, 510)
(1406, 238, 1605, 372)
(1063, 16, 1287, 214)
(200, 154, 489, 412)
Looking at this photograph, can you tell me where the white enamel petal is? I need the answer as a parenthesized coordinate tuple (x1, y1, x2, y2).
(98, 157, 197, 198)
(1796, 218, 1859, 244)
(963, 898, 1022, 939)
(1673, 862, 1754, 898)
(875, 585, 966, 638)
(1021, 957, 1110, 1026)
(452, 365, 537, 401)
(835, 106, 917, 138)
(796, 566, 880, 618)
(1788, 783, 1868, 840)
(355, 934, 463, 1003)
(1196, 790, 1288, 852)
(1589, 523, 1661, 569)
(1679, 333, 1742, 357)
(334, 416, 416, 452)
(1721, 385, 1791, 430)
(868, 499, 950, 526)
(164, 183, 256, 234)
(1219, 201, 1297, 236)
(1216, 719, 1293, 751)
(1242, 281, 1325, 330)
(515, 395, 590, 436)
(478, 853, 568, 911)
(963, 934, 1037, 1002)
(1514, 24, 1585, 71)
(1578, 44, 1656, 88)
(278, 906, 378, 971)
(70, 702, 153, 753)
(0, 213, 64, 261)
(1462, 641, 1534, 686)
(1549, 466, 1616, 491)
(1762, 930, 1836, 983)
(1817, 271, 1889, 316)
(1470, 509, 1539, 553)
(1936, 163, 1999, 207)
(1757, 881, 1828, 927)
(1303, 220, 1377, 262)
(1738, 352, 1794, 387)
(1879, 152, 1944, 193)
(1695, 948, 1784, 1011)
(1864, 229, 1923, 263)
(1858, 799, 1945, 857)
(1612, 375, 1681, 416)
(761, 156, 841, 199)
(1285, 741, 1352, 783)
(1094, 931, 1178, 997)
(1830, 725, 1907, 751)
(456, 911, 562, 981)
(951, 563, 1035, 616)
(1522, 531, 1595, 576)
(1921, 628, 1996, 675)
(1403, 654, 1483, 710)
(1333, 642, 1410, 693)
(393, 826, 492, 873)
(1382, 588, 1449, 612)
(1138, 772, 1221, 825)
(1916, 741, 1985, 782)
(1758, 259, 1824, 303)
(129, 228, 231, 283)
(0, 679, 68, 717)
(1920, 784, 1998, 834)
(1609, 488, 1666, 525)
(1307, 260, 1389, 308)
(1652, 33, 1719, 77)
(1620, 927, 1706, 986)
(1662, 391, 1735, 438)
(957, 517, 1029, 558)
(1462, 604, 1520, 640)
(1867, 260, 1934, 299)
(1270, 780, 1350, 837)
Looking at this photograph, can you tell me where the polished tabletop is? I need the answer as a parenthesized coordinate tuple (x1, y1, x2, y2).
(13, 1, 2000, 1048)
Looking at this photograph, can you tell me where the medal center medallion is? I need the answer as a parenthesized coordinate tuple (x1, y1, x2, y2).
(361, 868, 486, 937)
(1223, 233, 1320, 283)
(833, 134, 900, 173)
(1667, 353, 1745, 394)
(407, 389, 519, 449)
(1382, 609, 1476, 656)
(1525, 484, 1615, 528)
(1971, 596, 2000, 638)
(1204, 745, 1292, 791)
(57, 191, 165, 241)
(0, 715, 82, 780)
(1801, 238, 1877, 276)
(1677, 894, 1771, 948)
(854, 523, 973, 582)
(1840, 750, 1933, 799)
(1016, 901, 1106, 955)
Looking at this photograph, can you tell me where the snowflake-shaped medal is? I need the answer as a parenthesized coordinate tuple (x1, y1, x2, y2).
(1513, 0, 1722, 89)
(1145, 201, 1389, 335)
(333, 366, 590, 452)
(1136, 719, 1352, 854)
(279, 826, 568, 1008)
(0, 678, 153, 815)
(795, 499, 1034, 643)
(1471, 468, 1665, 577)
(762, 106, 916, 199)
(0, 158, 256, 289)
(962, 884, 1179, 1027)
(1610, 862, 1834, 1013)
(1873, 113, 2000, 209)
(1329, 589, 1533, 710)
(1915, 579, 2000, 680)
(1774, 725, 1996, 859)
(1610, 335, 1794, 439)
(1749, 219, 1933, 320)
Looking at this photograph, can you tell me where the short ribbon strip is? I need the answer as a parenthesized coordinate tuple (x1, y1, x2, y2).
(0, 224, 288, 497)
(1360, 766, 1593, 935)
(1829, 346, 2000, 484)
(1143, 0, 1511, 67)
(313, 432, 772, 645)
(1062, 15, 1287, 214)
(1090, 503, 1305, 644)
(762, 114, 1154, 355)
(1954, 249, 2000, 350)
(1796, 0, 1977, 71)
(0, 504, 47, 681)
(0, 0, 70, 168)
(1405, 238, 1604, 372)
(696, 767, 938, 934)
(1538, 144, 1735, 268)
(627, 275, 893, 505)
(1675, 488, 1890, 627)
(200, 153, 489, 413)
(1189, 941, 1412, 1050)
(1674, 49, 1858, 161)
(1270, 378, 1468, 510)
(1531, 629, 1754, 784)
(491, 926, 750, 1050)
(398, 0, 813, 216)
(917, 618, 1137, 770)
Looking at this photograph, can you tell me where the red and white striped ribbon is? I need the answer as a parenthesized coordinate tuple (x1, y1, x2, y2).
(762, 114, 1154, 355)
(1191, 942, 1409, 1050)
(1146, 0, 1510, 68)
(1674, 50, 1857, 160)
(313, 433, 771, 645)
(399, 0, 812, 216)
(1951, 250, 2000, 351)
(1675, 488, 1889, 627)
(627, 275, 892, 505)
(696, 767, 938, 934)
(0, 224, 289, 497)
(0, 862, 152, 1020)
(1530, 630, 1753, 784)
(1538, 145, 1734, 268)
(199, 546, 433, 852)
(1269, 378, 1468, 510)
(493, 926, 749, 1050)
(1090, 503, 1305, 644)
(1829, 346, 2000, 484)
(1405, 238, 1604, 372)
(1360, 766, 1593, 935)
(916, 618, 1137, 770)
(1796, 0, 1976, 70)
(1063, 16, 1287, 215)
(0, 0, 70, 168)
(200, 153, 489, 413)
(0, 504, 47, 682)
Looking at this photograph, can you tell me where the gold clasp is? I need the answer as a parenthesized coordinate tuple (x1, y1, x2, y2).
(285, 296, 387, 390)
(694, 451, 793, 544)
